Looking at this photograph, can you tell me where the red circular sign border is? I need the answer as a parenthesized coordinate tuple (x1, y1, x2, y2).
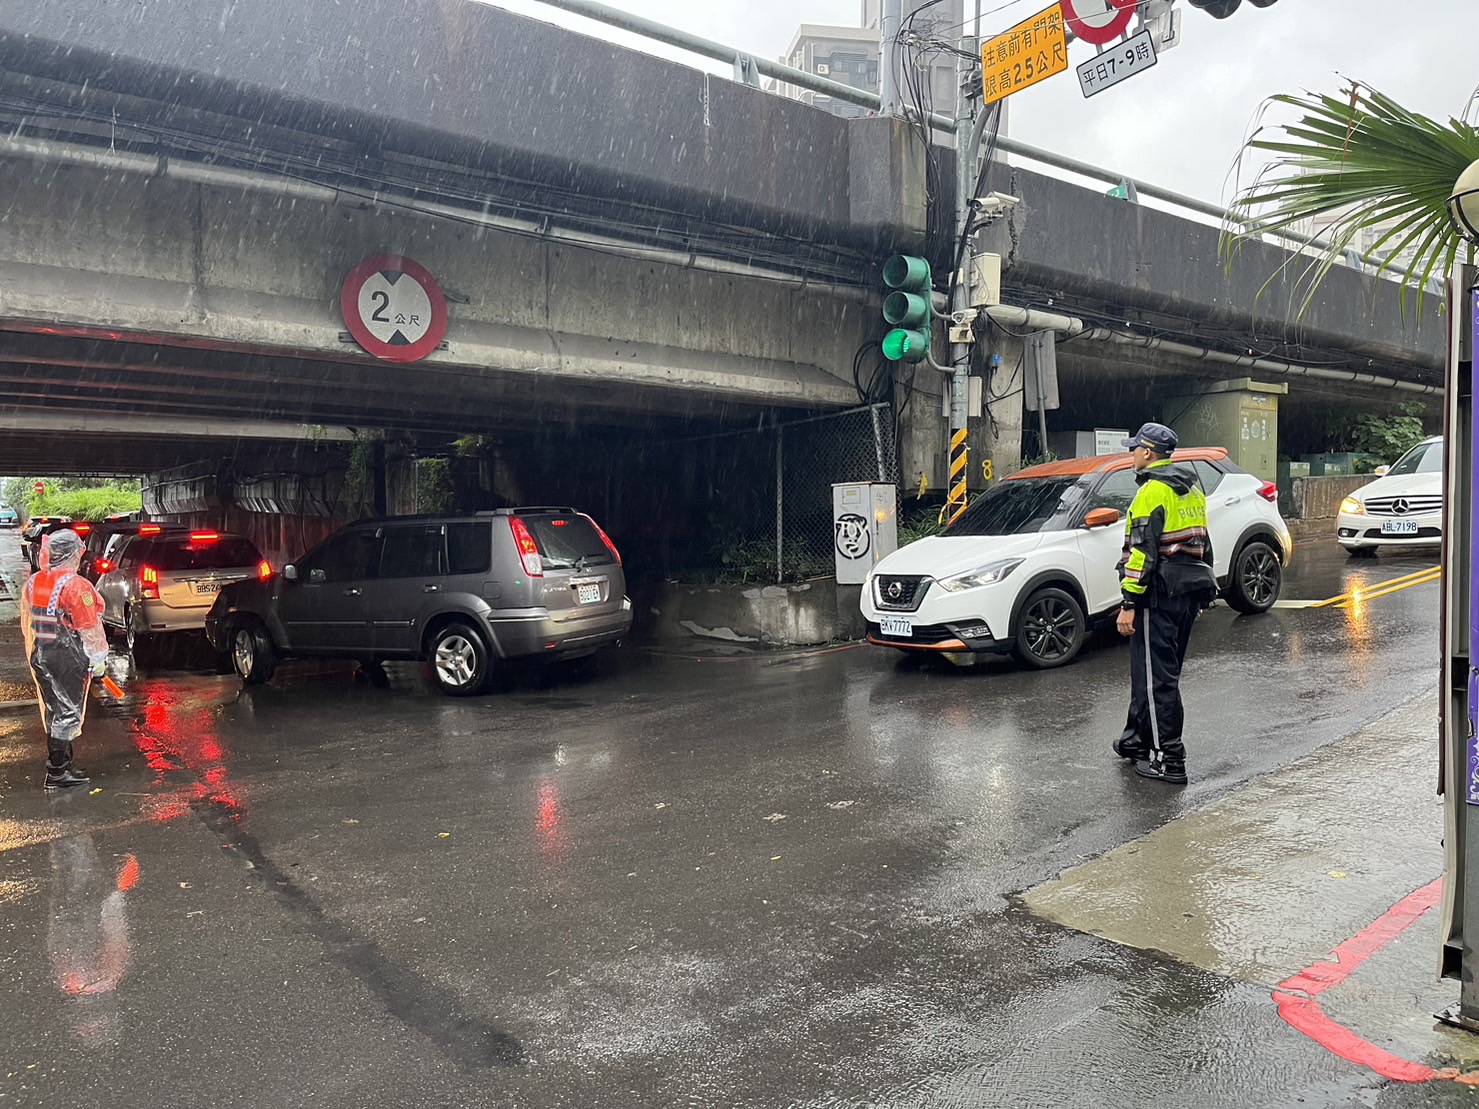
(340, 253, 448, 364)
(1058, 0, 1137, 45)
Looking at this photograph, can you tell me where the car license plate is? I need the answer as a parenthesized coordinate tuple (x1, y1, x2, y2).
(194, 581, 222, 595)
(576, 583, 602, 604)
(1381, 520, 1420, 536)
(880, 616, 913, 638)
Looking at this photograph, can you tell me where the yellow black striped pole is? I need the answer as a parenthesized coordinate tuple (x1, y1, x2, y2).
(947, 427, 969, 523)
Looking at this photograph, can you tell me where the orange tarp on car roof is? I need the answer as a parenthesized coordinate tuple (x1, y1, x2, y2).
(1007, 447, 1230, 481)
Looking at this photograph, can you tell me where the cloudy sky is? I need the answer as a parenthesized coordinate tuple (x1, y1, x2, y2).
(484, 0, 1477, 208)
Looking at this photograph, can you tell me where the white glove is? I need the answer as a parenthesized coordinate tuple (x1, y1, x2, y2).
(89, 657, 107, 677)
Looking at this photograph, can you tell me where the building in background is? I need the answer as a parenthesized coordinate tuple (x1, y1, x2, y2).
(770, 1, 957, 125)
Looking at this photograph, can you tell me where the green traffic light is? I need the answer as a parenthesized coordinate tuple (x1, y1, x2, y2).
(883, 327, 929, 363)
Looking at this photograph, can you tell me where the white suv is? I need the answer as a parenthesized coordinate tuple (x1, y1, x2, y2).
(1336, 436, 1442, 557)
(862, 448, 1292, 669)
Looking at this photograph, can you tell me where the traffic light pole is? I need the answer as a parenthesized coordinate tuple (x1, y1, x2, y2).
(944, 32, 979, 525)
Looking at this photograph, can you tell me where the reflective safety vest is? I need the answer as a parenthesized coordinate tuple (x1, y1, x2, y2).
(28, 571, 86, 645)
(1120, 461, 1213, 603)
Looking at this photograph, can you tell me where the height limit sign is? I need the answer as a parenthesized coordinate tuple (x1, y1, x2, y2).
(341, 254, 448, 363)
(980, 4, 1068, 106)
(1076, 27, 1157, 98)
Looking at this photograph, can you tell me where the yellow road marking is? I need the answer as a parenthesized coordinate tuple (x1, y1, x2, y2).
(1310, 566, 1441, 609)
(1335, 568, 1441, 608)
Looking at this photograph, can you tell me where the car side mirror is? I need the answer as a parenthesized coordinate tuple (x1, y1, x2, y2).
(1375, 465, 1390, 476)
(283, 565, 298, 581)
(1085, 507, 1122, 529)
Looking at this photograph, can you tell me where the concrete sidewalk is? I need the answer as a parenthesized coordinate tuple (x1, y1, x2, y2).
(1022, 690, 1479, 1084)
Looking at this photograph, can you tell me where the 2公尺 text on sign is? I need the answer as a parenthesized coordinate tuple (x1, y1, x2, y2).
(980, 3, 1069, 106)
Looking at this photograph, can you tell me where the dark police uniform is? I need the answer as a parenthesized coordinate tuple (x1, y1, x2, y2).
(1115, 431, 1217, 784)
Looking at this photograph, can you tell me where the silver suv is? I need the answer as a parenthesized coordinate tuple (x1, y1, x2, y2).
(204, 508, 632, 695)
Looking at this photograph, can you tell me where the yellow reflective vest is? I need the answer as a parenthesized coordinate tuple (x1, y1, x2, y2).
(1118, 460, 1217, 608)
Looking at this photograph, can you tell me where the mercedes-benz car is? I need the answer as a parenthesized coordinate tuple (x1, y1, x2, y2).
(1336, 436, 1442, 557)
(862, 448, 1291, 670)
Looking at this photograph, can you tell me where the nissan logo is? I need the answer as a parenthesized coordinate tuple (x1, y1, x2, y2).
(1393, 497, 1411, 515)
(886, 581, 903, 601)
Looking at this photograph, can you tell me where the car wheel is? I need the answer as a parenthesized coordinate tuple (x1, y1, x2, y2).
(1226, 541, 1282, 614)
(428, 622, 493, 696)
(1013, 587, 1086, 669)
(232, 623, 277, 686)
(124, 610, 156, 666)
(1346, 546, 1378, 559)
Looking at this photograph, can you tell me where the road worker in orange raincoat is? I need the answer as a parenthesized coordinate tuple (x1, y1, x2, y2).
(20, 529, 109, 789)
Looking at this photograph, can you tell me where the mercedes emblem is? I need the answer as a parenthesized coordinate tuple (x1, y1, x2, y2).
(1393, 497, 1410, 515)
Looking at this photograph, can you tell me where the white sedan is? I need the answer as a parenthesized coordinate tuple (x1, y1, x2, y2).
(1337, 436, 1443, 557)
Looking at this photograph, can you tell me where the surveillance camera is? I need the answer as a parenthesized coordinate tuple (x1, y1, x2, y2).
(970, 192, 1021, 214)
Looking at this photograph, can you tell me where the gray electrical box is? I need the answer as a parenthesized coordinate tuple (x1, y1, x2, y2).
(832, 483, 898, 585)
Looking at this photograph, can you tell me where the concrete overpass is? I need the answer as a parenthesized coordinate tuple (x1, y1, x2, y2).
(0, 0, 1445, 539)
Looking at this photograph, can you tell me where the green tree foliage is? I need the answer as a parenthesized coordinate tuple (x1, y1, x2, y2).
(1318, 402, 1429, 463)
(1224, 81, 1479, 316)
(2, 477, 142, 521)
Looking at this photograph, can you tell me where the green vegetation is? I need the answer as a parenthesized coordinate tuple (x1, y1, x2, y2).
(2, 477, 142, 521)
(1319, 402, 1429, 465)
(1225, 81, 1479, 316)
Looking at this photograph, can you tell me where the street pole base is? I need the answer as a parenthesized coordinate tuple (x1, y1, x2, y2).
(1436, 1003, 1479, 1034)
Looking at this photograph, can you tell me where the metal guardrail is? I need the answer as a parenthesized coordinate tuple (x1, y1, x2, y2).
(527, 0, 1424, 287)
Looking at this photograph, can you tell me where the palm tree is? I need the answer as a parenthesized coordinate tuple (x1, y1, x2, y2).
(1222, 80, 1479, 316)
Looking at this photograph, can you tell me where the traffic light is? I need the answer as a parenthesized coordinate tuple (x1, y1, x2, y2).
(881, 254, 932, 364)
(1186, 0, 1277, 17)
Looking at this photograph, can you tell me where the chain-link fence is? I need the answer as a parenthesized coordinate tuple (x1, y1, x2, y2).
(693, 403, 899, 584)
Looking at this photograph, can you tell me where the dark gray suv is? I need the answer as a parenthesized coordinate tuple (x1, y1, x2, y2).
(204, 508, 632, 695)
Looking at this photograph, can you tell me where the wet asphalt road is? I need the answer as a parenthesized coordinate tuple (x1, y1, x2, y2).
(0, 534, 1465, 1108)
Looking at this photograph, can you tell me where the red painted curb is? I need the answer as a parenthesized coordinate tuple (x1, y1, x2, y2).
(1272, 877, 1444, 1083)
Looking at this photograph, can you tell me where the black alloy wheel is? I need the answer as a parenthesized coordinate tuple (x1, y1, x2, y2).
(1226, 541, 1282, 614)
(1013, 587, 1087, 669)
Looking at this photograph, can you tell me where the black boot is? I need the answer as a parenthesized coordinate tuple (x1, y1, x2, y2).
(44, 741, 90, 790)
(1113, 731, 1148, 761)
(1134, 756, 1187, 785)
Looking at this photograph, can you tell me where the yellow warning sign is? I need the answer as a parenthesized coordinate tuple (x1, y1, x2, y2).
(980, 3, 1069, 106)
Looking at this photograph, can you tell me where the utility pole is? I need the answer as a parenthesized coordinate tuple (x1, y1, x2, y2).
(880, 0, 904, 117)
(944, 22, 979, 524)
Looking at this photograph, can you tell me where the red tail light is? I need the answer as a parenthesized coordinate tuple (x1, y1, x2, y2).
(257, 560, 273, 581)
(581, 514, 623, 568)
(140, 565, 159, 599)
(509, 517, 543, 578)
(95, 559, 113, 574)
(73, 522, 92, 536)
(139, 524, 162, 536)
(1257, 481, 1278, 503)
(190, 531, 219, 543)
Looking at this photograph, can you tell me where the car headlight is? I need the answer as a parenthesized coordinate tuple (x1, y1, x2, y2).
(1340, 497, 1364, 515)
(936, 558, 1025, 592)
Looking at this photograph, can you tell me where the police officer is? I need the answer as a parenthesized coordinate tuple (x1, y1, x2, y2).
(1112, 423, 1218, 785)
(21, 529, 109, 789)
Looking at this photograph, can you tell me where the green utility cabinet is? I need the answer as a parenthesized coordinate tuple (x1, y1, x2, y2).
(1166, 378, 1287, 481)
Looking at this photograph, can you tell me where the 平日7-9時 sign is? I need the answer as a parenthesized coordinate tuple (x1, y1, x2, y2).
(980, 3, 1069, 107)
